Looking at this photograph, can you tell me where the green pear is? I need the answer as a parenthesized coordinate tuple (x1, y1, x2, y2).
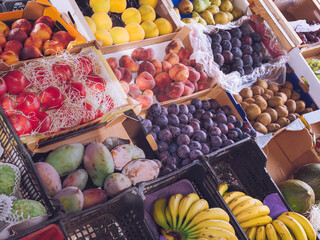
(193, 0, 211, 13)
(198, 17, 208, 25)
(220, 0, 233, 12)
(200, 10, 215, 25)
(182, 17, 199, 24)
(225, 12, 233, 21)
(207, 5, 219, 15)
(231, 5, 243, 20)
(214, 11, 229, 24)
(178, 0, 194, 15)
(210, 0, 221, 7)
(192, 11, 200, 18)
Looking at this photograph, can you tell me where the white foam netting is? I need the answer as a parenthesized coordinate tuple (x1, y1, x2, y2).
(0, 162, 21, 197)
(1, 49, 127, 134)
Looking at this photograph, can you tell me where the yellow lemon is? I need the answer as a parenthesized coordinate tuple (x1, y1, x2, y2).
(95, 29, 113, 46)
(85, 16, 97, 34)
(141, 21, 159, 39)
(138, 5, 156, 22)
(110, 0, 127, 13)
(139, 0, 158, 8)
(154, 18, 173, 35)
(92, 0, 110, 12)
(125, 23, 145, 42)
(109, 27, 130, 44)
(121, 8, 142, 24)
(91, 12, 112, 30)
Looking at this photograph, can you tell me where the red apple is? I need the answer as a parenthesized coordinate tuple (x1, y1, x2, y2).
(7, 28, 28, 43)
(11, 19, 32, 35)
(16, 92, 41, 116)
(4, 40, 23, 55)
(65, 81, 86, 99)
(75, 57, 94, 76)
(9, 114, 32, 135)
(85, 75, 105, 92)
(35, 16, 54, 29)
(29, 111, 51, 133)
(39, 86, 65, 110)
(0, 77, 7, 97)
(52, 64, 73, 84)
(31, 67, 49, 84)
(0, 96, 16, 117)
(80, 102, 101, 124)
(3, 70, 29, 95)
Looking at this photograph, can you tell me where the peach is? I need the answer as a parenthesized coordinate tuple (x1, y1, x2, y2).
(164, 53, 179, 66)
(165, 40, 181, 54)
(4, 40, 23, 55)
(181, 59, 191, 66)
(136, 71, 155, 90)
(7, 28, 28, 43)
(190, 59, 197, 67)
(118, 67, 132, 83)
(194, 64, 204, 73)
(11, 19, 32, 35)
(119, 55, 139, 73)
(169, 63, 189, 82)
(193, 82, 198, 92)
(107, 57, 118, 69)
(198, 82, 210, 91)
(52, 31, 74, 49)
(136, 94, 153, 108)
(30, 23, 52, 42)
(0, 33, 6, 49)
(165, 82, 184, 99)
(152, 85, 160, 95)
(183, 80, 195, 96)
(143, 89, 153, 97)
(120, 80, 129, 94)
(151, 59, 162, 75)
(131, 47, 155, 61)
(24, 36, 43, 51)
(206, 77, 217, 88)
(43, 40, 64, 56)
(178, 47, 191, 60)
(0, 21, 9, 37)
(138, 61, 156, 76)
(0, 51, 19, 65)
(199, 71, 208, 82)
(188, 66, 200, 83)
(156, 89, 170, 102)
(21, 46, 42, 60)
(162, 61, 172, 73)
(154, 72, 172, 88)
(113, 68, 121, 80)
(35, 16, 54, 29)
(128, 83, 141, 99)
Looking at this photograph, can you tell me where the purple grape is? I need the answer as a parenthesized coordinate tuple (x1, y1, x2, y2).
(244, 65, 254, 75)
(179, 104, 189, 114)
(221, 105, 232, 116)
(227, 123, 235, 130)
(209, 126, 221, 137)
(227, 130, 238, 141)
(148, 103, 161, 117)
(201, 100, 211, 111)
(240, 25, 251, 36)
(192, 130, 207, 142)
(231, 38, 241, 48)
(194, 109, 205, 119)
(242, 54, 253, 66)
(216, 112, 227, 124)
(168, 143, 178, 154)
(158, 141, 169, 152)
(212, 43, 222, 53)
(177, 145, 190, 159)
(227, 115, 236, 123)
(151, 125, 160, 134)
(177, 134, 190, 146)
(168, 103, 179, 115)
(220, 134, 227, 142)
(211, 136, 223, 148)
(234, 120, 243, 128)
(211, 33, 222, 44)
(251, 32, 262, 42)
(159, 150, 170, 161)
(201, 143, 210, 155)
(218, 123, 228, 134)
(178, 114, 188, 124)
(168, 114, 179, 126)
(219, 30, 231, 41)
(190, 120, 201, 131)
(188, 141, 202, 151)
(188, 105, 196, 114)
(191, 98, 202, 109)
(141, 119, 152, 132)
(170, 127, 181, 138)
(158, 129, 172, 143)
(201, 111, 213, 120)
(202, 118, 214, 130)
(221, 40, 232, 51)
(231, 47, 242, 58)
(190, 150, 204, 160)
(209, 99, 219, 110)
(223, 139, 234, 147)
(230, 28, 242, 39)
(181, 125, 194, 136)
(154, 115, 168, 128)
(181, 158, 192, 166)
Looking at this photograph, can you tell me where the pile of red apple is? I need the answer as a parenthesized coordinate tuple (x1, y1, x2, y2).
(0, 55, 116, 136)
(0, 16, 74, 65)
(106, 40, 215, 108)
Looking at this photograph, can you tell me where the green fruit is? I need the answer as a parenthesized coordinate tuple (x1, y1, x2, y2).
(11, 199, 47, 221)
(278, 179, 315, 214)
(0, 164, 18, 195)
(207, 5, 219, 15)
(45, 143, 84, 177)
(214, 11, 229, 24)
(54, 186, 84, 214)
(178, 0, 193, 15)
(294, 163, 320, 200)
(200, 10, 215, 25)
(220, 0, 233, 12)
(192, 11, 200, 18)
(192, 0, 211, 13)
(231, 5, 243, 20)
(210, 0, 221, 7)
(198, 17, 208, 25)
(181, 18, 199, 24)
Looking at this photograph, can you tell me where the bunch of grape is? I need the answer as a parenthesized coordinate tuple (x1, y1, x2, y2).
(210, 25, 269, 76)
(306, 58, 320, 80)
(141, 99, 256, 175)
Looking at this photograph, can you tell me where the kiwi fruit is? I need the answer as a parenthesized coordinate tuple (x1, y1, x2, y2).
(296, 100, 306, 113)
(254, 78, 268, 89)
(240, 102, 249, 110)
(262, 94, 272, 101)
(267, 123, 281, 132)
(287, 113, 296, 122)
(303, 108, 313, 114)
(252, 85, 265, 95)
(243, 98, 255, 104)
(240, 88, 253, 99)
(268, 96, 284, 107)
(268, 83, 279, 92)
(233, 94, 242, 103)
(276, 105, 288, 118)
(283, 81, 293, 91)
(264, 107, 278, 122)
(285, 99, 296, 113)
(275, 92, 288, 103)
(253, 122, 268, 134)
(265, 89, 274, 97)
(291, 91, 300, 101)
(276, 117, 290, 127)
(254, 96, 268, 111)
(246, 104, 261, 120)
(256, 113, 272, 126)
(280, 88, 292, 99)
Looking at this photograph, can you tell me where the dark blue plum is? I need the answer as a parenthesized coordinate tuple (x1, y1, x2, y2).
(234, 120, 243, 128)
(253, 61, 262, 68)
(227, 130, 238, 141)
(179, 104, 189, 114)
(148, 103, 161, 117)
(234, 127, 243, 138)
(181, 125, 194, 136)
(227, 123, 235, 131)
(230, 28, 242, 39)
(251, 32, 262, 42)
(161, 166, 172, 175)
(159, 150, 170, 161)
(151, 125, 160, 134)
(188, 141, 202, 151)
(241, 126, 251, 134)
(158, 141, 169, 152)
(221, 65, 231, 74)
(201, 111, 213, 120)
(212, 43, 222, 54)
(190, 120, 201, 131)
(211, 33, 222, 44)
(191, 98, 202, 109)
(240, 25, 251, 36)
(150, 131, 157, 142)
(170, 127, 181, 138)
(190, 150, 204, 161)
(219, 30, 231, 41)
(209, 126, 221, 137)
(244, 65, 254, 75)
(211, 136, 223, 148)
(161, 106, 168, 116)
(141, 119, 152, 132)
(168, 143, 178, 154)
(194, 109, 206, 119)
(168, 114, 179, 126)
(232, 57, 244, 69)
(240, 133, 250, 139)
(178, 114, 189, 124)
(168, 103, 179, 115)
(181, 158, 192, 166)
(192, 130, 207, 142)
(252, 42, 262, 52)
(167, 163, 177, 171)
(223, 139, 234, 147)
(231, 38, 241, 48)
(252, 51, 263, 62)
(242, 54, 253, 66)
(221, 40, 232, 51)
(158, 129, 172, 143)
(221, 105, 232, 116)
(227, 115, 237, 123)
(231, 47, 242, 58)
(166, 156, 178, 166)
(177, 134, 190, 146)
(186, 113, 193, 121)
(146, 114, 154, 122)
(177, 145, 190, 159)
(202, 100, 211, 111)
(220, 134, 227, 142)
(209, 99, 219, 110)
(218, 123, 228, 134)
(154, 115, 168, 128)
(201, 143, 210, 155)
(216, 112, 227, 124)
(202, 118, 214, 130)
(250, 129, 257, 137)
(188, 104, 196, 114)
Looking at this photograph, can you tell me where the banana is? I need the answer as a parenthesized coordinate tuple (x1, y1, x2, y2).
(195, 232, 226, 239)
(232, 198, 263, 216)
(235, 205, 270, 223)
(160, 229, 175, 240)
(240, 215, 273, 229)
(246, 227, 257, 240)
(277, 215, 307, 240)
(272, 220, 293, 240)
(176, 193, 200, 230)
(183, 208, 230, 231)
(187, 219, 235, 235)
(153, 198, 170, 230)
(219, 183, 229, 196)
(190, 227, 238, 240)
(165, 206, 173, 228)
(281, 212, 316, 240)
(179, 199, 209, 230)
(266, 223, 278, 240)
(228, 195, 253, 211)
(255, 226, 266, 240)
(168, 193, 183, 229)
(223, 191, 246, 205)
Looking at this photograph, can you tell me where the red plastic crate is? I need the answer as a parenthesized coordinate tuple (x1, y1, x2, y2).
(19, 224, 65, 240)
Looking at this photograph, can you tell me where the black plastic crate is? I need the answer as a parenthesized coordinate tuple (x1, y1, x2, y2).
(0, 108, 64, 239)
(139, 160, 247, 240)
(59, 187, 154, 240)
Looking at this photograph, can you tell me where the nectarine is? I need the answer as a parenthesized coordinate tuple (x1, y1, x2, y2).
(4, 40, 22, 55)
(12, 19, 32, 35)
(35, 16, 54, 29)
(43, 40, 64, 56)
(52, 31, 74, 49)
(7, 28, 28, 43)
(21, 46, 42, 60)
(31, 23, 52, 42)
(119, 55, 139, 73)
(165, 82, 184, 99)
(24, 36, 43, 51)
(0, 51, 19, 65)
(138, 61, 156, 76)
(164, 53, 179, 65)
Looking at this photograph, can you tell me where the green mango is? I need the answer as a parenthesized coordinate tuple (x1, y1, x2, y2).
(192, 0, 211, 13)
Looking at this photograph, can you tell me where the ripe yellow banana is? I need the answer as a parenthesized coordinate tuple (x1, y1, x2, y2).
(183, 208, 230, 231)
(160, 229, 175, 240)
(228, 195, 253, 211)
(176, 193, 200, 230)
(180, 199, 209, 230)
(219, 183, 229, 196)
(190, 227, 238, 240)
(235, 205, 270, 223)
(168, 193, 183, 229)
(232, 198, 263, 216)
(266, 223, 278, 240)
(223, 191, 246, 205)
(272, 220, 293, 240)
(195, 232, 226, 239)
(281, 212, 316, 240)
(165, 206, 173, 228)
(255, 226, 266, 240)
(153, 198, 170, 230)
(277, 215, 307, 240)
(246, 227, 257, 240)
(240, 215, 272, 229)
(187, 219, 235, 235)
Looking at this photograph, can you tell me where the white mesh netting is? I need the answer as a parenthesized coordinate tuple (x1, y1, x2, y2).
(0, 162, 21, 197)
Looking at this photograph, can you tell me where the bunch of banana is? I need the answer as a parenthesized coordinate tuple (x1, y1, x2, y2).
(223, 191, 272, 230)
(153, 193, 239, 240)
